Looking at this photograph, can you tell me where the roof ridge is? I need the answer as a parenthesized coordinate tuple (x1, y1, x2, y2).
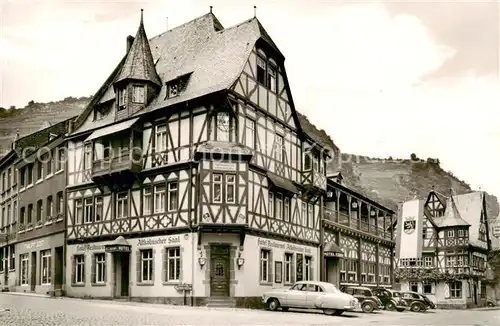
(149, 12, 217, 41)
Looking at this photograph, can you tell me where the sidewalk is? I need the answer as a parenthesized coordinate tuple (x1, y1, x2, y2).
(0, 291, 51, 298)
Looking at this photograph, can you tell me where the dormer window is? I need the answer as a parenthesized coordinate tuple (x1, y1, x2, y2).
(118, 88, 127, 111)
(132, 85, 145, 104)
(167, 82, 179, 98)
(256, 52, 278, 93)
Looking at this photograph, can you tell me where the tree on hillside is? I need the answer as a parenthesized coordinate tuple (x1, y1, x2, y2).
(410, 153, 418, 161)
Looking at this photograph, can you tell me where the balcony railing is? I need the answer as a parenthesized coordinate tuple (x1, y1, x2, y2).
(92, 151, 143, 178)
(324, 207, 393, 240)
(301, 169, 327, 191)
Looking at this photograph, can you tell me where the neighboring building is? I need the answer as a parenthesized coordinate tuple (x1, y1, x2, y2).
(14, 131, 68, 295)
(394, 190, 491, 308)
(63, 10, 332, 307)
(0, 146, 18, 290)
(322, 172, 395, 289)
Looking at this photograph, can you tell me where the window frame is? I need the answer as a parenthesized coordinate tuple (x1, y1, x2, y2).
(40, 249, 51, 285)
(95, 252, 106, 284)
(74, 254, 85, 284)
(167, 182, 178, 212)
(132, 84, 146, 104)
(83, 197, 93, 224)
(449, 281, 462, 298)
(20, 253, 29, 285)
(115, 192, 128, 219)
(154, 184, 166, 214)
(140, 249, 153, 282)
(304, 256, 312, 281)
(245, 118, 256, 149)
(143, 187, 152, 215)
(260, 249, 270, 282)
(166, 247, 181, 282)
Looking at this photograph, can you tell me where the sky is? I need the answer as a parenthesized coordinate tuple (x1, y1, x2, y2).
(0, 0, 499, 204)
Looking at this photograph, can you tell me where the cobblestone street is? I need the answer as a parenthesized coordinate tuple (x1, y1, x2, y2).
(0, 294, 499, 325)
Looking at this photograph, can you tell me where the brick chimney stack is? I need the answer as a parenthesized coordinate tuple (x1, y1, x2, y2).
(126, 35, 135, 52)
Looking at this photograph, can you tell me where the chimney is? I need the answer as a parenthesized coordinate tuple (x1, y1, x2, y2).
(126, 35, 135, 52)
(67, 120, 73, 134)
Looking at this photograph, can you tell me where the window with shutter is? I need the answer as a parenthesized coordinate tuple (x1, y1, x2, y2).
(151, 249, 156, 282)
(161, 249, 166, 283)
(136, 251, 141, 284)
(91, 254, 96, 284)
(268, 251, 273, 283)
(71, 255, 76, 284)
(291, 255, 295, 283)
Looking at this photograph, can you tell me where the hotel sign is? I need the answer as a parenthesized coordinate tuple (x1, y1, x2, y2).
(105, 245, 131, 253)
(212, 162, 237, 171)
(324, 251, 343, 258)
(76, 244, 105, 252)
(25, 239, 45, 250)
(258, 238, 312, 254)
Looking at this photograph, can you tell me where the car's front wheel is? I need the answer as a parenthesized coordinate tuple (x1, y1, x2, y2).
(411, 302, 426, 313)
(385, 302, 396, 311)
(323, 309, 335, 316)
(362, 302, 374, 313)
(268, 298, 281, 311)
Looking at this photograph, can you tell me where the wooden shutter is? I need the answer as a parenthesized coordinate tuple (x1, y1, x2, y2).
(291, 254, 295, 283)
(82, 256, 86, 284)
(268, 250, 273, 283)
(310, 257, 314, 281)
(136, 250, 141, 283)
(161, 249, 166, 283)
(103, 254, 107, 283)
(91, 254, 96, 284)
(152, 249, 156, 282)
(444, 282, 450, 299)
(71, 255, 75, 284)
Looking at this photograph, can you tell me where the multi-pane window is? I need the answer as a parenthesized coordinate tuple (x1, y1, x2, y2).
(168, 182, 178, 211)
(423, 281, 433, 294)
(95, 197, 103, 222)
(167, 247, 181, 281)
(268, 193, 274, 218)
(213, 174, 222, 203)
(36, 200, 43, 223)
(41, 250, 51, 284)
(458, 229, 465, 237)
(46, 153, 53, 175)
(424, 255, 433, 267)
(75, 199, 83, 224)
(132, 85, 145, 103)
(256, 55, 278, 92)
(449, 281, 462, 298)
(84, 198, 93, 223)
(308, 203, 314, 228)
(57, 192, 64, 214)
(446, 255, 457, 267)
(20, 254, 29, 285)
(284, 253, 293, 283)
(154, 184, 165, 213)
(167, 82, 179, 98)
(27, 164, 33, 184)
(410, 281, 418, 292)
(284, 198, 290, 222)
(74, 255, 85, 284)
(37, 161, 43, 180)
(275, 193, 283, 220)
(46, 196, 53, 219)
(55, 148, 63, 171)
(116, 192, 128, 219)
(304, 256, 312, 281)
(143, 187, 151, 214)
(118, 89, 127, 108)
(95, 253, 106, 283)
(225, 175, 235, 203)
(260, 250, 270, 282)
(83, 144, 92, 170)
(245, 119, 255, 149)
(447, 230, 455, 238)
(141, 249, 153, 282)
(155, 125, 167, 153)
(20, 207, 25, 225)
(275, 135, 284, 161)
(27, 204, 33, 224)
(216, 112, 231, 141)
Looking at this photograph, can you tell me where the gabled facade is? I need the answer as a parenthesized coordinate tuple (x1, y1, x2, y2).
(394, 190, 491, 308)
(63, 11, 331, 306)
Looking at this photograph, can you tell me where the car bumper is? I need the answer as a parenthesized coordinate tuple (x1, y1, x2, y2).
(343, 305, 356, 311)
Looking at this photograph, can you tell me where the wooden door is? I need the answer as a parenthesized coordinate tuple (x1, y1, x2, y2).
(210, 245, 230, 297)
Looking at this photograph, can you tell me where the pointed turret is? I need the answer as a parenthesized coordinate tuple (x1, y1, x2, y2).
(114, 9, 161, 119)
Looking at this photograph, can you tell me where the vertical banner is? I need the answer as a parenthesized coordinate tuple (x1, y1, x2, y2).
(398, 199, 424, 259)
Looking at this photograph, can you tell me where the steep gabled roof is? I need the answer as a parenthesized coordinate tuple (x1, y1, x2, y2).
(434, 196, 470, 228)
(114, 10, 161, 87)
(73, 12, 308, 139)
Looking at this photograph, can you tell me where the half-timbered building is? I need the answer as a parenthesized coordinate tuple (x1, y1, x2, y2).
(64, 10, 332, 307)
(394, 190, 491, 308)
(322, 173, 395, 290)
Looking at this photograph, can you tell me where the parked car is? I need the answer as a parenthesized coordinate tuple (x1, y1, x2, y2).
(486, 298, 497, 307)
(342, 286, 384, 313)
(262, 281, 359, 316)
(373, 288, 407, 312)
(400, 291, 433, 312)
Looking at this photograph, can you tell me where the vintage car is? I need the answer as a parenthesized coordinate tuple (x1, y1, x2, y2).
(373, 288, 407, 312)
(399, 291, 434, 312)
(262, 281, 359, 316)
(487, 298, 498, 307)
(342, 286, 385, 313)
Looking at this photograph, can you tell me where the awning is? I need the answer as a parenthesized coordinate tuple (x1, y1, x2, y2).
(324, 242, 344, 258)
(105, 236, 131, 253)
(267, 172, 299, 195)
(85, 117, 139, 142)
